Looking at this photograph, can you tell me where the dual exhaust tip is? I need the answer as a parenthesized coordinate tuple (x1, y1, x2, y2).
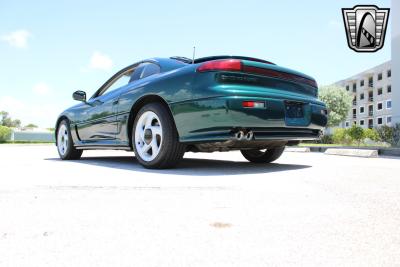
(234, 130, 253, 141)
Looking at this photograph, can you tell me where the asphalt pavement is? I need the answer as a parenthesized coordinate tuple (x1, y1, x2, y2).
(1, 145, 400, 266)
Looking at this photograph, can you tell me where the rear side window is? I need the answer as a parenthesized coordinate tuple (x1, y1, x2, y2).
(141, 63, 160, 79)
(129, 64, 145, 82)
(130, 63, 160, 82)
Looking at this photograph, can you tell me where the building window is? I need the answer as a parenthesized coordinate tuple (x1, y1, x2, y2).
(368, 105, 374, 116)
(378, 73, 382, 80)
(378, 88, 383, 95)
(353, 121, 357, 125)
(346, 85, 349, 91)
(388, 69, 391, 78)
(352, 83, 357, 92)
(359, 106, 365, 114)
(360, 119, 365, 126)
(352, 108, 356, 118)
(387, 85, 391, 93)
(387, 116, 392, 124)
(368, 77, 373, 87)
(377, 117, 383, 125)
(377, 102, 383, 110)
(360, 80, 364, 87)
(345, 121, 350, 128)
(386, 100, 392, 109)
(360, 93, 364, 100)
(368, 119, 374, 128)
(368, 91, 373, 101)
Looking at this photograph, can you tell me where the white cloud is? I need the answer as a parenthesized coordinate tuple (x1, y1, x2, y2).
(88, 51, 113, 71)
(32, 82, 51, 96)
(1, 30, 31, 48)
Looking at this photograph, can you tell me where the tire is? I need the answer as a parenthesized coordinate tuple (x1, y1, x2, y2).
(241, 146, 285, 163)
(56, 120, 83, 160)
(132, 102, 185, 169)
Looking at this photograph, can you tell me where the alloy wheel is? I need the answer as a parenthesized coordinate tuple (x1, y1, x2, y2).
(134, 111, 163, 162)
(57, 124, 69, 156)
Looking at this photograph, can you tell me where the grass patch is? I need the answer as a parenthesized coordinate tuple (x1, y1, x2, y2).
(299, 143, 390, 147)
(299, 143, 342, 147)
(0, 140, 54, 144)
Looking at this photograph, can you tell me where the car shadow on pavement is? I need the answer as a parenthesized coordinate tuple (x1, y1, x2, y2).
(45, 156, 311, 176)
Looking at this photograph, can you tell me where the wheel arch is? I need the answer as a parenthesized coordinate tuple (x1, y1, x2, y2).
(127, 94, 178, 148)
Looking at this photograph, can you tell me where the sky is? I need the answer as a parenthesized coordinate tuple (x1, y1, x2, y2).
(0, 0, 391, 128)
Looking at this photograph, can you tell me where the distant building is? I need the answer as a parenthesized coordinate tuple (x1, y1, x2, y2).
(334, 61, 393, 128)
(393, 0, 400, 123)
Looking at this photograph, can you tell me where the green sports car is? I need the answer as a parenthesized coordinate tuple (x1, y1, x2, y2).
(55, 56, 327, 168)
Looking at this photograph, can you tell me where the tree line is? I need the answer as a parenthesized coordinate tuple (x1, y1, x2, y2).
(0, 111, 38, 129)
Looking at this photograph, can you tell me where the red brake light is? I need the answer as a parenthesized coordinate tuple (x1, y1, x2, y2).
(242, 101, 266, 108)
(242, 66, 318, 88)
(197, 59, 242, 72)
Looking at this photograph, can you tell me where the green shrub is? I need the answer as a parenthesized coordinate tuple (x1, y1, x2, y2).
(0, 125, 12, 142)
(320, 134, 333, 144)
(332, 128, 350, 144)
(347, 125, 364, 145)
(364, 128, 380, 142)
(376, 126, 393, 144)
(376, 124, 400, 146)
(392, 123, 400, 147)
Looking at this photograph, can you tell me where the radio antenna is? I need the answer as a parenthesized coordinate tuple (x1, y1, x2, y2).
(192, 46, 196, 64)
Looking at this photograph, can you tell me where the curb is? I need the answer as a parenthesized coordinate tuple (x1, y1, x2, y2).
(298, 146, 400, 157)
(324, 148, 378, 158)
(285, 147, 310, 152)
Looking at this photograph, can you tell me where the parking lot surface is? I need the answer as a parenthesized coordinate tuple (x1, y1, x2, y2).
(1, 145, 400, 266)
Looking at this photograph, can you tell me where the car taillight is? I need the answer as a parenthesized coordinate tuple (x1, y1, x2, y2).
(242, 66, 318, 88)
(242, 101, 266, 108)
(198, 59, 318, 89)
(197, 59, 242, 72)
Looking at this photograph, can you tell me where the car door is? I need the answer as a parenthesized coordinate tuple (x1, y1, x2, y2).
(114, 62, 162, 143)
(77, 68, 134, 142)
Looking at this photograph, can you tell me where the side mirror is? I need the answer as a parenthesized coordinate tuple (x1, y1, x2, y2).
(73, 90, 86, 102)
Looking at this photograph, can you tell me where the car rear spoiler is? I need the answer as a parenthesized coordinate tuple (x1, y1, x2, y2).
(170, 55, 275, 65)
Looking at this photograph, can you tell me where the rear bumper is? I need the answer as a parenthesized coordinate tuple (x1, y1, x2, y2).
(170, 95, 327, 143)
